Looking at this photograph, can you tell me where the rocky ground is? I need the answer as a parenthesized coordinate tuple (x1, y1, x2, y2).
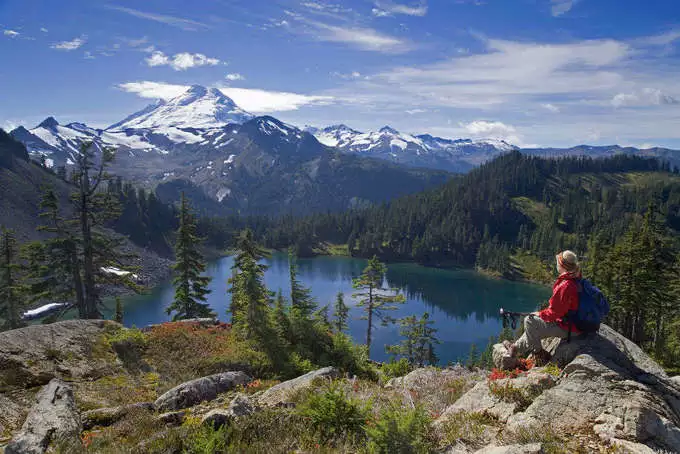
(1, 320, 679, 453)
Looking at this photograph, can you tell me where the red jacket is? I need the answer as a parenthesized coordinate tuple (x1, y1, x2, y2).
(539, 273, 580, 333)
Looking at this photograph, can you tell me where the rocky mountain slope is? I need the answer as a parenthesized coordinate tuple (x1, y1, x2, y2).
(10, 86, 450, 216)
(1, 319, 678, 453)
(309, 124, 517, 172)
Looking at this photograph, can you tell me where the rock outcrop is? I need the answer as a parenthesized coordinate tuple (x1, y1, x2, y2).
(154, 371, 252, 411)
(201, 393, 257, 429)
(5, 379, 81, 454)
(0, 320, 120, 388)
(257, 367, 338, 407)
(476, 324, 680, 453)
(81, 402, 155, 430)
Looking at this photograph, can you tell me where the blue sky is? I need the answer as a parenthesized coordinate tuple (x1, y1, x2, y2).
(1, 0, 680, 148)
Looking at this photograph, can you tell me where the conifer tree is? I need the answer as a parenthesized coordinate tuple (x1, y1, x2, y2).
(114, 297, 124, 324)
(228, 229, 271, 338)
(72, 142, 119, 318)
(352, 256, 404, 354)
(167, 193, 214, 321)
(386, 312, 439, 366)
(228, 229, 268, 323)
(289, 251, 317, 319)
(273, 290, 291, 344)
(0, 228, 24, 330)
(332, 292, 349, 333)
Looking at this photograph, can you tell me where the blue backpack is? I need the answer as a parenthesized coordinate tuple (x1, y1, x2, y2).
(565, 278, 610, 333)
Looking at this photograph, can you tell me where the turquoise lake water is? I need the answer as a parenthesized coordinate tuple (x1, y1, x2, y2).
(120, 254, 551, 364)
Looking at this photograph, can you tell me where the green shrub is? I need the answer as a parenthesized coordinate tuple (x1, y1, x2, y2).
(297, 382, 368, 444)
(365, 405, 435, 454)
(542, 362, 562, 377)
(381, 358, 412, 381)
(328, 332, 377, 379)
(439, 411, 497, 449)
(184, 425, 229, 454)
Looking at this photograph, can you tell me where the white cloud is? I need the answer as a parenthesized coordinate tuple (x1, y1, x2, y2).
(405, 109, 427, 114)
(218, 87, 334, 113)
(372, 8, 391, 17)
(331, 71, 364, 80)
(225, 73, 246, 81)
(373, 1, 428, 17)
(611, 88, 678, 108)
(638, 30, 680, 46)
(3, 30, 20, 38)
(51, 36, 86, 50)
(40, 28, 48, 33)
(542, 103, 560, 112)
(144, 51, 221, 71)
(104, 5, 208, 31)
(461, 120, 522, 144)
(303, 19, 411, 53)
(550, 0, 577, 17)
(84, 51, 95, 60)
(117, 81, 188, 100)
(117, 81, 334, 113)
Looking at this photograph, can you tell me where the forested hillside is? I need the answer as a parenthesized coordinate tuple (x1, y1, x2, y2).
(262, 151, 680, 368)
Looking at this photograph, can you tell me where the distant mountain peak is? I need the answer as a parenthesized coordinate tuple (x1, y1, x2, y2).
(107, 85, 253, 131)
(379, 125, 399, 134)
(38, 117, 59, 129)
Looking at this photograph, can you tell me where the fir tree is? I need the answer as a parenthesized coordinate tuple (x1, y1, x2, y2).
(167, 193, 214, 321)
(352, 256, 404, 354)
(228, 229, 271, 339)
(386, 312, 439, 367)
(72, 142, 119, 318)
(289, 251, 317, 319)
(0, 228, 24, 330)
(332, 292, 349, 333)
(114, 297, 124, 324)
(228, 229, 269, 323)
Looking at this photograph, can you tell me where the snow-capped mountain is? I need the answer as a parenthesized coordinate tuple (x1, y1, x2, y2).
(308, 124, 517, 172)
(11, 85, 257, 166)
(108, 85, 253, 131)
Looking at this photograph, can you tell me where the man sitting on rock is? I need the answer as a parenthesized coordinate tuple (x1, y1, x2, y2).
(503, 250, 582, 367)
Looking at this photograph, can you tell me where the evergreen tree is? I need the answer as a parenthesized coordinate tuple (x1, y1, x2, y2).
(289, 251, 317, 319)
(386, 312, 439, 367)
(167, 193, 214, 321)
(229, 229, 269, 323)
(114, 297, 124, 324)
(0, 228, 24, 330)
(228, 229, 271, 339)
(352, 256, 405, 354)
(24, 188, 86, 317)
(72, 142, 119, 318)
(332, 292, 349, 333)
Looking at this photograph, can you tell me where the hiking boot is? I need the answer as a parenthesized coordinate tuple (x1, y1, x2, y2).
(500, 354, 520, 370)
(530, 349, 552, 366)
(502, 340, 517, 357)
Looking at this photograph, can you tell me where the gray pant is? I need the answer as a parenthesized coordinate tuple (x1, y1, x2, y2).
(513, 315, 569, 356)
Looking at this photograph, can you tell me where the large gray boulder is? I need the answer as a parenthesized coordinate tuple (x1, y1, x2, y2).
(436, 369, 557, 425)
(201, 393, 257, 429)
(0, 320, 120, 389)
(257, 367, 338, 407)
(506, 325, 680, 452)
(154, 371, 251, 411)
(5, 379, 81, 454)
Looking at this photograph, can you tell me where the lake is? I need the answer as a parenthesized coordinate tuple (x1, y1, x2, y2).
(119, 253, 551, 364)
